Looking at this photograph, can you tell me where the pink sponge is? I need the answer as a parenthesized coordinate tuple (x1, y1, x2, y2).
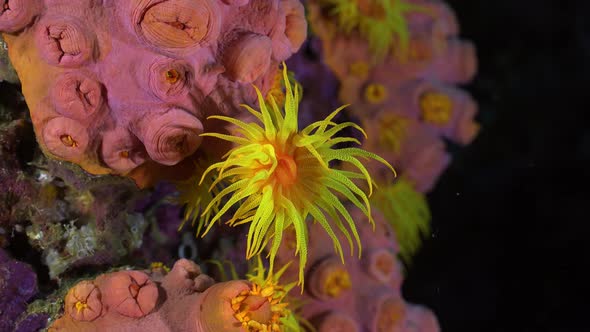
(0, 0, 306, 186)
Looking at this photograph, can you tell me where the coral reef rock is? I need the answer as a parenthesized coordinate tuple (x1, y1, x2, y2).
(0, 248, 39, 332)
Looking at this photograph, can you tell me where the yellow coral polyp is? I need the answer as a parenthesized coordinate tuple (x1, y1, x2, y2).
(377, 113, 409, 153)
(199, 63, 394, 286)
(320, 0, 429, 60)
(419, 91, 453, 125)
(231, 258, 300, 332)
(323, 268, 352, 298)
(364, 83, 388, 104)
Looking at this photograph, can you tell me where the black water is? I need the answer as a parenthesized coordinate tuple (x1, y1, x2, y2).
(403, 1, 590, 330)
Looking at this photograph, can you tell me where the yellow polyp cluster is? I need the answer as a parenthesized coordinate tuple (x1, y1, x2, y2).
(323, 268, 352, 297)
(150, 262, 170, 273)
(196, 63, 395, 286)
(419, 91, 453, 125)
(376, 113, 409, 153)
(364, 83, 388, 104)
(75, 301, 88, 314)
(319, 0, 430, 60)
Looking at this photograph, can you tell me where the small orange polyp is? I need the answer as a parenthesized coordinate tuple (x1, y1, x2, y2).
(60, 134, 78, 147)
(165, 69, 180, 84)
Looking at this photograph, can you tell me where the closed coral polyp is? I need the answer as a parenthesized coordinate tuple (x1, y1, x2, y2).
(136, 108, 203, 166)
(223, 33, 273, 83)
(134, 0, 219, 51)
(36, 16, 95, 67)
(366, 248, 396, 283)
(316, 312, 360, 332)
(101, 271, 158, 318)
(51, 72, 104, 120)
(43, 117, 89, 161)
(375, 297, 406, 332)
(101, 127, 147, 173)
(0, 0, 41, 33)
(281, 0, 308, 53)
(65, 281, 102, 322)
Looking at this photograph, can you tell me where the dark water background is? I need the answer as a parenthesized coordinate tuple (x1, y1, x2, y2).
(403, 0, 589, 330)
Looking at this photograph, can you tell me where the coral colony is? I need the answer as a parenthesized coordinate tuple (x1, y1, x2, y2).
(0, 0, 477, 331)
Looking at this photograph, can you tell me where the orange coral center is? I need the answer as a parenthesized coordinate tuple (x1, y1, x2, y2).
(165, 69, 180, 84)
(419, 91, 453, 125)
(323, 268, 352, 298)
(376, 298, 405, 331)
(119, 150, 130, 158)
(231, 283, 287, 332)
(375, 252, 394, 276)
(60, 134, 78, 147)
(365, 83, 388, 104)
(275, 153, 298, 186)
